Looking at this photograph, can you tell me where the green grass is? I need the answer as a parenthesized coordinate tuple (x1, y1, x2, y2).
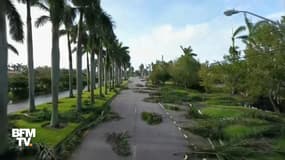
(158, 83, 285, 159)
(201, 106, 248, 119)
(223, 124, 268, 140)
(274, 137, 285, 151)
(13, 120, 79, 147)
(160, 84, 243, 106)
(160, 85, 192, 104)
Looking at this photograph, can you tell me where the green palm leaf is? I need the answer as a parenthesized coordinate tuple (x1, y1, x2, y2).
(35, 15, 50, 28)
(6, 0, 24, 42)
(8, 43, 19, 55)
(233, 26, 246, 38)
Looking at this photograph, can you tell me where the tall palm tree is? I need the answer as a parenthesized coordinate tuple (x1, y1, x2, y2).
(62, 5, 76, 98)
(113, 41, 129, 84)
(86, 52, 90, 91)
(72, 0, 101, 110)
(97, 10, 115, 95)
(121, 49, 130, 80)
(18, 0, 45, 112)
(0, 0, 24, 154)
(75, 11, 83, 111)
(35, 0, 65, 127)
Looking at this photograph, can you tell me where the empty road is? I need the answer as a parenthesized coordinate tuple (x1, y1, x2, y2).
(70, 77, 188, 160)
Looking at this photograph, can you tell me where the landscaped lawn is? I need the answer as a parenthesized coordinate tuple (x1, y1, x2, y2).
(13, 119, 80, 147)
(9, 82, 127, 148)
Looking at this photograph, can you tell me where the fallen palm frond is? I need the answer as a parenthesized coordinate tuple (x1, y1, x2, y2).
(106, 131, 132, 156)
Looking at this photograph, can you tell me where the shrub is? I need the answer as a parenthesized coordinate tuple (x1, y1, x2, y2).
(8, 74, 28, 101)
(19, 108, 51, 122)
(60, 110, 83, 123)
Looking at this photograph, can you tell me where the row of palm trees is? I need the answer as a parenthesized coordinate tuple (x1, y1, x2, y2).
(0, 0, 130, 155)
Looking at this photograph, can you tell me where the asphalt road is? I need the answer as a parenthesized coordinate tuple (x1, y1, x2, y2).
(70, 77, 188, 160)
(8, 87, 88, 113)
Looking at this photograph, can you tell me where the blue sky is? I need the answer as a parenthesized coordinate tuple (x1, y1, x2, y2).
(100, 0, 285, 68)
(9, 0, 285, 69)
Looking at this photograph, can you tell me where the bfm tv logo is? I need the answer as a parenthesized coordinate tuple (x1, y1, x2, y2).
(12, 128, 36, 147)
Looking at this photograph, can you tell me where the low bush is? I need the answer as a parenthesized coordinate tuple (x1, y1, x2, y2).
(28, 108, 51, 122)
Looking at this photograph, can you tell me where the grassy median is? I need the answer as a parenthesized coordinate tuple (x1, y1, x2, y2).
(158, 83, 285, 160)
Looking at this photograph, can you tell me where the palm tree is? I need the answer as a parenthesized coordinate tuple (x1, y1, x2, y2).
(0, 0, 24, 154)
(35, 0, 65, 127)
(180, 45, 197, 57)
(96, 9, 115, 96)
(18, 0, 41, 112)
(72, 0, 101, 110)
(86, 52, 90, 91)
(122, 50, 130, 80)
(227, 26, 246, 63)
(62, 5, 76, 98)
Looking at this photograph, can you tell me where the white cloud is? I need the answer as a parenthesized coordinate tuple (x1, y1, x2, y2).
(129, 11, 285, 69)
(129, 16, 234, 69)
(267, 11, 285, 20)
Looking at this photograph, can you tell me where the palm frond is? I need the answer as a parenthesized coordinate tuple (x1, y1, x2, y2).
(233, 26, 246, 37)
(254, 20, 270, 29)
(63, 5, 76, 28)
(35, 15, 50, 28)
(6, 0, 24, 42)
(236, 35, 249, 40)
(244, 14, 253, 32)
(33, 1, 49, 12)
(59, 29, 67, 37)
(100, 9, 116, 38)
(8, 44, 19, 55)
(48, 0, 65, 25)
(71, 47, 77, 54)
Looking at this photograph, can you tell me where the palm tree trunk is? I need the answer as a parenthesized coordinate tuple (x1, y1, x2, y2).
(109, 66, 112, 92)
(76, 12, 83, 111)
(0, 6, 8, 155)
(94, 55, 97, 89)
(112, 61, 115, 89)
(90, 51, 95, 104)
(113, 62, 116, 88)
(124, 68, 128, 80)
(50, 24, 60, 127)
(27, 0, 35, 112)
(86, 52, 90, 92)
(269, 90, 280, 113)
(67, 32, 73, 98)
(104, 58, 108, 95)
(98, 46, 103, 96)
(117, 64, 120, 85)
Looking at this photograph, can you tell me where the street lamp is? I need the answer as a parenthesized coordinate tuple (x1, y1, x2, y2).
(224, 9, 279, 26)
